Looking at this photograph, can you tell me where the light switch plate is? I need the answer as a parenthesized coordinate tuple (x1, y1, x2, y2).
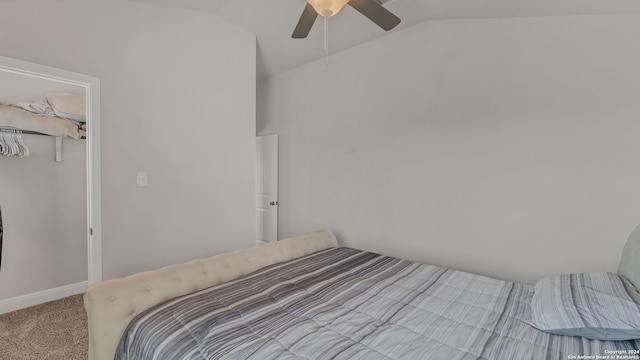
(136, 171, 148, 187)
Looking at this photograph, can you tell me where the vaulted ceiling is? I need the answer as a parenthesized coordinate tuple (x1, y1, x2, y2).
(133, 0, 640, 80)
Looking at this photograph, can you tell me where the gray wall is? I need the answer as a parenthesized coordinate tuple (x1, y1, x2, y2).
(0, 0, 257, 280)
(258, 14, 640, 284)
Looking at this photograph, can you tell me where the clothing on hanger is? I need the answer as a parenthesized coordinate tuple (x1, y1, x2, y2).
(0, 129, 29, 157)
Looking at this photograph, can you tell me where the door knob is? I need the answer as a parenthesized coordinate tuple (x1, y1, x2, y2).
(269, 201, 279, 206)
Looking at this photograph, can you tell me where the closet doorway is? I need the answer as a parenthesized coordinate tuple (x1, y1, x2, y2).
(256, 134, 278, 244)
(0, 55, 101, 314)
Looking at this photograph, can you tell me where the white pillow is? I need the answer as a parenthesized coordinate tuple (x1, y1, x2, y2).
(526, 272, 640, 340)
(47, 92, 86, 122)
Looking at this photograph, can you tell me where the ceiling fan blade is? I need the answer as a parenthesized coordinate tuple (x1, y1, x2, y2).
(292, 3, 318, 39)
(348, 0, 401, 31)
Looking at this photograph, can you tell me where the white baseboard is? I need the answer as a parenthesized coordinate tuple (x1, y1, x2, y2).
(0, 281, 87, 315)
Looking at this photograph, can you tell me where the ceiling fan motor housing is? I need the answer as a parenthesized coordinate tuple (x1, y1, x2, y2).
(307, 0, 350, 17)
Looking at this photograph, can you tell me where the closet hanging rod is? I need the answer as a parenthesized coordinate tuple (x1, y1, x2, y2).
(0, 127, 45, 136)
(0, 127, 85, 138)
(0, 128, 57, 138)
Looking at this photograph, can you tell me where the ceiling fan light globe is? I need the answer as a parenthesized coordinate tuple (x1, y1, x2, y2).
(307, 0, 349, 17)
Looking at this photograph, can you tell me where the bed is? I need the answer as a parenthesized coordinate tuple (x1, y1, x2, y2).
(84, 228, 640, 360)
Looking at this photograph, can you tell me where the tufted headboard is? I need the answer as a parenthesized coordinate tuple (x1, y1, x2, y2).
(618, 223, 640, 291)
(84, 230, 339, 360)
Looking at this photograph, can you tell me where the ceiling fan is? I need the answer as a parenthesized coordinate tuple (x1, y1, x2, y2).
(292, 0, 401, 39)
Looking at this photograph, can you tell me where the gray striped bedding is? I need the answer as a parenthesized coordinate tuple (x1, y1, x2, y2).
(116, 247, 640, 360)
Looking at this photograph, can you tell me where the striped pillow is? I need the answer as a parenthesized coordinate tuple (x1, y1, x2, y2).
(526, 272, 640, 340)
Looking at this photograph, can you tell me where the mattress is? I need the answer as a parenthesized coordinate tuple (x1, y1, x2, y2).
(116, 247, 640, 360)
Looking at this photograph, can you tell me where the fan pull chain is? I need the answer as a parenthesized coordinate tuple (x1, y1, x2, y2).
(324, 16, 329, 66)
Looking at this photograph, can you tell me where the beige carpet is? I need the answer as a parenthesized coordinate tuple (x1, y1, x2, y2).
(0, 294, 88, 360)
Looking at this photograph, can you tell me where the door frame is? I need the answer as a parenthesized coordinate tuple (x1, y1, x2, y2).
(0, 55, 101, 313)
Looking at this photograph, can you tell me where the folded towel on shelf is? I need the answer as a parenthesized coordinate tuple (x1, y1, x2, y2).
(0, 105, 84, 139)
(12, 100, 56, 117)
(46, 92, 86, 123)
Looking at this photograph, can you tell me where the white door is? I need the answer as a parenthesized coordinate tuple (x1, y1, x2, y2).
(256, 134, 278, 244)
